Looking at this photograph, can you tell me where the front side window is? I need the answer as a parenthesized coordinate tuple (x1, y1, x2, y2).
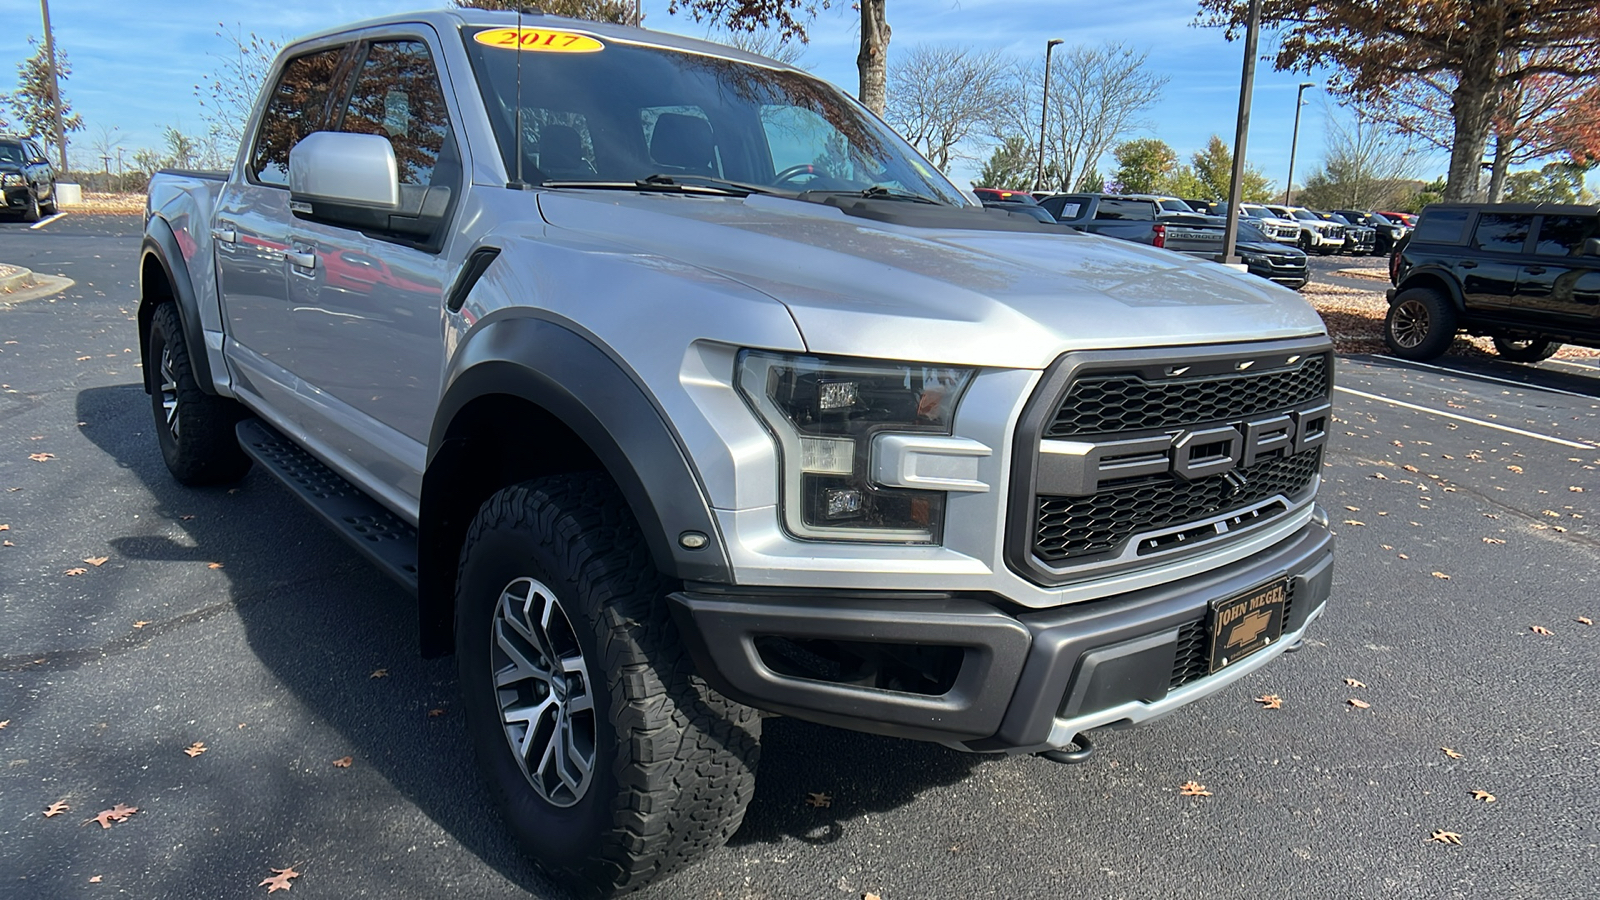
(1533, 215, 1599, 257)
(1472, 214, 1534, 254)
(249, 47, 348, 187)
(335, 40, 456, 188)
(461, 29, 968, 206)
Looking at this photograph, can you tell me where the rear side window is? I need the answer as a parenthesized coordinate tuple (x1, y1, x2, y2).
(1534, 215, 1599, 257)
(335, 40, 456, 188)
(1040, 195, 1087, 220)
(1411, 207, 1470, 244)
(1471, 214, 1534, 254)
(249, 47, 348, 187)
(1094, 199, 1155, 220)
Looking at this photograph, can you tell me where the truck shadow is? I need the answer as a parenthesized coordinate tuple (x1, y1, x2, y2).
(75, 383, 988, 893)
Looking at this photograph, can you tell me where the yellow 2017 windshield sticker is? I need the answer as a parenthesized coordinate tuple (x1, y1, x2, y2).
(474, 28, 605, 53)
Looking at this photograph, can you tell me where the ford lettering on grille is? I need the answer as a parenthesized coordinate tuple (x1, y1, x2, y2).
(1036, 402, 1330, 497)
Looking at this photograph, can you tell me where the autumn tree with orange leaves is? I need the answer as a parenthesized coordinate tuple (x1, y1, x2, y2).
(1196, 1, 1600, 202)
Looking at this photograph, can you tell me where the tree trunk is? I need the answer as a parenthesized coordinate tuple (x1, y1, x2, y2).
(1443, 48, 1500, 202)
(1486, 132, 1513, 202)
(857, 0, 890, 116)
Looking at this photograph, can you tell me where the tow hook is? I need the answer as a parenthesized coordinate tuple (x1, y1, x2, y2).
(1036, 733, 1094, 765)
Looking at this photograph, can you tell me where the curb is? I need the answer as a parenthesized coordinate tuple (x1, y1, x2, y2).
(0, 264, 34, 294)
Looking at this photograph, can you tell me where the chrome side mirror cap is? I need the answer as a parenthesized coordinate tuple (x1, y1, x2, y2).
(289, 131, 399, 210)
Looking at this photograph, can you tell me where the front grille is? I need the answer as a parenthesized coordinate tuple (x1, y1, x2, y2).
(1045, 354, 1329, 438)
(1035, 449, 1321, 561)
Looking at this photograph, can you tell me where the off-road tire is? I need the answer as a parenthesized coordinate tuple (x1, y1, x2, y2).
(1384, 287, 1457, 361)
(455, 475, 760, 897)
(1492, 336, 1560, 363)
(19, 189, 40, 223)
(146, 303, 252, 485)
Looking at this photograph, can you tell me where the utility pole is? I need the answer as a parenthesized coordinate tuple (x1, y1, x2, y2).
(40, 0, 69, 173)
(1219, 0, 1261, 266)
(1284, 81, 1314, 205)
(1034, 38, 1063, 192)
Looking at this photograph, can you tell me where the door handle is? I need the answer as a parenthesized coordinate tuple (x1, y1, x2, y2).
(284, 250, 317, 269)
(210, 227, 237, 244)
(1459, 260, 1478, 269)
(1525, 266, 1547, 275)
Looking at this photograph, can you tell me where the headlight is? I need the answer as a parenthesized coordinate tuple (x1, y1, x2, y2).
(737, 352, 974, 543)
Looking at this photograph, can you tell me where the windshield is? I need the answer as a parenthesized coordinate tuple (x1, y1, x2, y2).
(1236, 223, 1272, 243)
(462, 28, 967, 205)
(1291, 210, 1320, 222)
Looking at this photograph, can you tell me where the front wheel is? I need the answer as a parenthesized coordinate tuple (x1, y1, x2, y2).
(146, 303, 252, 485)
(1383, 287, 1458, 360)
(18, 189, 39, 223)
(1492, 336, 1560, 363)
(455, 475, 760, 896)
(40, 182, 57, 215)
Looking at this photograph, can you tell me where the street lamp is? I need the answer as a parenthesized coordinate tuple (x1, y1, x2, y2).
(1034, 38, 1064, 192)
(1284, 81, 1315, 205)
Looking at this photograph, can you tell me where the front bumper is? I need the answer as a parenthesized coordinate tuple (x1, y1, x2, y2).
(670, 518, 1333, 754)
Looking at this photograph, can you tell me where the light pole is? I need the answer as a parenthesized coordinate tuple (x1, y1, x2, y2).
(40, 0, 69, 173)
(1283, 81, 1315, 205)
(1034, 38, 1063, 192)
(1219, 0, 1261, 266)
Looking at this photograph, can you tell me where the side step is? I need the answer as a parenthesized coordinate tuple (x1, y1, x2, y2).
(236, 418, 419, 594)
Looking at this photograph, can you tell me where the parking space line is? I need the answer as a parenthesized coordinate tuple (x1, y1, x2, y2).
(1369, 354, 1598, 401)
(28, 212, 67, 230)
(1549, 358, 1600, 373)
(1334, 385, 1599, 449)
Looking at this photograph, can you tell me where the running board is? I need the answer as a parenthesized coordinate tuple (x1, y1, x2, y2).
(236, 419, 419, 594)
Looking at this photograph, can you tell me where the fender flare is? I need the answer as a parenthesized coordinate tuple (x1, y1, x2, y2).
(1395, 266, 1466, 312)
(139, 217, 217, 395)
(418, 316, 733, 648)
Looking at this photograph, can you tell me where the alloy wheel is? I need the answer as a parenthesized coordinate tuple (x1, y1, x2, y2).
(490, 576, 597, 807)
(1389, 298, 1431, 349)
(158, 341, 181, 440)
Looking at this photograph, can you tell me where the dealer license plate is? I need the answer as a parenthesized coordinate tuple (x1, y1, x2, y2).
(1207, 580, 1287, 673)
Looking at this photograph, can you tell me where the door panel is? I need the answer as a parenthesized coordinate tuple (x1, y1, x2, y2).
(1516, 215, 1600, 326)
(1461, 214, 1532, 312)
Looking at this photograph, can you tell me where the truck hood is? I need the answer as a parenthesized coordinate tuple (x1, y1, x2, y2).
(536, 191, 1327, 369)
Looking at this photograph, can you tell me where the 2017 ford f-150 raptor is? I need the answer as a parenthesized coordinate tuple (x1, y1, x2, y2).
(139, 11, 1336, 895)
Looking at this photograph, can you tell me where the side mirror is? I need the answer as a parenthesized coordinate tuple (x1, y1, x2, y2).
(1585, 237, 1600, 257)
(289, 131, 399, 210)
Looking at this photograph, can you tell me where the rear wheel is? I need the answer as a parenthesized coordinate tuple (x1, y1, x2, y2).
(455, 475, 760, 897)
(1492, 336, 1560, 363)
(1384, 287, 1457, 361)
(40, 182, 57, 215)
(146, 303, 252, 485)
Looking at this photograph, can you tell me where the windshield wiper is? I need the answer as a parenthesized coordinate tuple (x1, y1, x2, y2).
(860, 184, 941, 204)
(539, 175, 775, 197)
(639, 173, 779, 195)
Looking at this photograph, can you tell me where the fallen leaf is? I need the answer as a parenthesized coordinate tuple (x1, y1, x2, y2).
(43, 800, 69, 817)
(2, 540, 13, 547)
(804, 791, 832, 808)
(1571, 486, 1585, 492)
(1342, 520, 1365, 526)
(369, 669, 388, 679)
(427, 708, 446, 717)
(1441, 747, 1463, 760)
(864, 894, 881, 900)
(133, 621, 149, 629)
(1178, 781, 1213, 797)
(1254, 694, 1283, 709)
(1344, 678, 1366, 688)
(260, 867, 300, 893)
(65, 568, 88, 576)
(83, 556, 108, 567)
(84, 804, 138, 829)
(1372, 472, 1388, 480)
(1484, 513, 1500, 519)
(1542, 510, 1561, 518)
(0, 524, 8, 531)
(76, 355, 91, 361)
(180, 514, 195, 521)
(183, 742, 207, 758)
(1344, 505, 1360, 511)
(1398, 553, 1409, 559)
(1531, 625, 1553, 635)
(28, 453, 55, 462)
(1470, 790, 1495, 803)
(0, 720, 8, 728)
(1577, 617, 1592, 626)
(332, 756, 353, 768)
(1481, 537, 1505, 545)
(88, 875, 101, 883)
(1431, 571, 1450, 580)
(1402, 464, 1419, 473)
(1427, 830, 1463, 845)
(1507, 465, 1523, 474)
(1348, 698, 1371, 709)
(206, 562, 223, 569)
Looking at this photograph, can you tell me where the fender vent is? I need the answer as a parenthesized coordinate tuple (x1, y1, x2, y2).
(445, 246, 501, 313)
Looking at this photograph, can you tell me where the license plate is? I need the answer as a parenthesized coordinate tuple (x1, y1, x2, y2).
(1207, 580, 1287, 673)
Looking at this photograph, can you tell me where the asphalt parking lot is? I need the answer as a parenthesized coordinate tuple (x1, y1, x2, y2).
(2, 215, 1597, 899)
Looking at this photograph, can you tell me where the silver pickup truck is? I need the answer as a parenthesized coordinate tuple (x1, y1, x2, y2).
(139, 10, 1336, 895)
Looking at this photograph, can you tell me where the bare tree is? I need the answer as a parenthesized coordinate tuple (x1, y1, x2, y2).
(885, 44, 1009, 172)
(991, 43, 1167, 193)
(707, 25, 806, 64)
(1295, 105, 1421, 209)
(195, 24, 282, 150)
(455, 0, 636, 22)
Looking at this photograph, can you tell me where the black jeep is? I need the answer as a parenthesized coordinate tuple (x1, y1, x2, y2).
(1385, 203, 1600, 361)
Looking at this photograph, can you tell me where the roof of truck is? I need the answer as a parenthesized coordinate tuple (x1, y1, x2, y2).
(288, 7, 806, 73)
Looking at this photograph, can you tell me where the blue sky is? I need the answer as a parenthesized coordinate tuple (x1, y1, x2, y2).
(0, 0, 1456, 190)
